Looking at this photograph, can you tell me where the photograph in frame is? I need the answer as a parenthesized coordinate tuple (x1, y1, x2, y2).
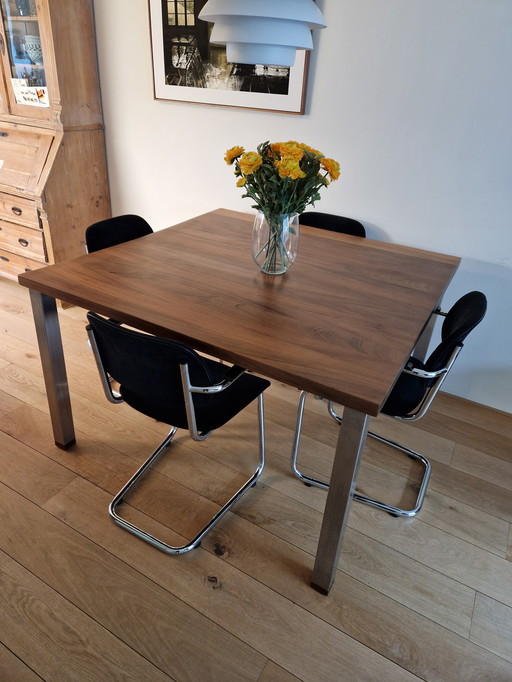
(148, 0, 310, 114)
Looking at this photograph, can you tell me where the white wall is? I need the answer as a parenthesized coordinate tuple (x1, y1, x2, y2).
(92, 0, 512, 412)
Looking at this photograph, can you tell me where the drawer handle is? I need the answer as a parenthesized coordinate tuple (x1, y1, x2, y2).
(0, 131, 7, 137)
(0, 255, 8, 262)
(18, 238, 29, 247)
(11, 206, 22, 216)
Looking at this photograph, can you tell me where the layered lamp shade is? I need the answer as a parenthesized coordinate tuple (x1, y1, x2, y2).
(198, 0, 326, 68)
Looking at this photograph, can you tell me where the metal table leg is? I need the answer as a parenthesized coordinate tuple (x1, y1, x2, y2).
(311, 407, 369, 594)
(29, 289, 75, 449)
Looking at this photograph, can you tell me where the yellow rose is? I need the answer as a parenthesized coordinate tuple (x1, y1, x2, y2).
(270, 141, 303, 162)
(321, 158, 340, 181)
(301, 143, 324, 158)
(275, 158, 306, 180)
(280, 143, 304, 163)
(224, 145, 245, 165)
(270, 142, 286, 156)
(239, 151, 263, 175)
(236, 177, 247, 187)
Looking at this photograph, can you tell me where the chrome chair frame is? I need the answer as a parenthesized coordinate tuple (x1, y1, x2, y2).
(290, 310, 463, 518)
(87, 326, 266, 554)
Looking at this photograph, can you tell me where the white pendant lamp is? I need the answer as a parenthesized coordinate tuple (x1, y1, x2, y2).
(198, 0, 326, 68)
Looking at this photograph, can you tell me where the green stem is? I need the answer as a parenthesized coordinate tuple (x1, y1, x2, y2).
(256, 214, 295, 273)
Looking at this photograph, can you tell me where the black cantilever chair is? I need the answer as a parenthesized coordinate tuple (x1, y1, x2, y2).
(86, 311, 270, 553)
(299, 211, 366, 237)
(291, 291, 487, 517)
(85, 214, 153, 253)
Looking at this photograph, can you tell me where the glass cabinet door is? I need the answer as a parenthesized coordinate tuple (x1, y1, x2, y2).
(0, 0, 50, 112)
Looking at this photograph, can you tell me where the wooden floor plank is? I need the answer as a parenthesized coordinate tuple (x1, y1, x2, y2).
(0, 430, 76, 505)
(0, 404, 151, 493)
(258, 660, 302, 682)
(0, 399, 504, 639)
(411, 487, 510, 558)
(0, 482, 267, 682)
(0, 642, 42, 682)
(45, 477, 512, 682)
(412, 402, 512, 465)
(420, 457, 512, 524)
(0, 549, 174, 681)
(428, 392, 512, 440)
(44, 478, 420, 682)
(235, 482, 476, 637)
(0, 387, 22, 418)
(202, 418, 511, 560)
(470, 594, 512, 664)
(350, 503, 512, 608)
(452, 444, 512, 492)
(46, 405, 480, 641)
(283, 449, 510, 558)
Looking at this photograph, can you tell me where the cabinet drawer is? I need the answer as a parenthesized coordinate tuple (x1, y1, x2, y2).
(0, 193, 39, 228)
(0, 249, 46, 281)
(0, 221, 46, 261)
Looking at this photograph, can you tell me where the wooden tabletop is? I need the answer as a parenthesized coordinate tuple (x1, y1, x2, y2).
(18, 208, 460, 416)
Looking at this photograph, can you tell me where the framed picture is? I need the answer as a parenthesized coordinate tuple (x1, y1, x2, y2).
(148, 0, 309, 114)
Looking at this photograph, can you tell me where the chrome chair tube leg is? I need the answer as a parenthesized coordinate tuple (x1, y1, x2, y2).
(291, 392, 432, 517)
(291, 391, 329, 490)
(327, 400, 342, 425)
(109, 394, 266, 554)
(108, 427, 182, 551)
(357, 430, 432, 517)
(183, 392, 266, 548)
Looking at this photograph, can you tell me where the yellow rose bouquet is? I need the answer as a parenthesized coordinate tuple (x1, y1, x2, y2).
(225, 141, 340, 274)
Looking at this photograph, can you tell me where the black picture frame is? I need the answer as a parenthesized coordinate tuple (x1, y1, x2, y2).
(148, 0, 309, 114)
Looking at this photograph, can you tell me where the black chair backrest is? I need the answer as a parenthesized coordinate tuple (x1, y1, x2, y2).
(86, 312, 223, 427)
(85, 214, 153, 253)
(299, 211, 366, 237)
(425, 291, 487, 373)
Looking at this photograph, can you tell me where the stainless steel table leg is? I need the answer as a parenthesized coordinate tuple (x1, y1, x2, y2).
(29, 289, 76, 449)
(412, 305, 438, 362)
(311, 407, 369, 594)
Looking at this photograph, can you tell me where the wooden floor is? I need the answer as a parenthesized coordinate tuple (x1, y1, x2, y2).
(0, 276, 511, 681)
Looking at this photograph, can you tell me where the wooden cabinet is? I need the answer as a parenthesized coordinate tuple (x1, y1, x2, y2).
(0, 0, 110, 282)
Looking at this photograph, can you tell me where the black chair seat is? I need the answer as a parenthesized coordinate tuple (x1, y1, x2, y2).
(122, 359, 269, 432)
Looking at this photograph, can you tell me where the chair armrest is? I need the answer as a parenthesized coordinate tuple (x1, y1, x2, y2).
(189, 365, 247, 394)
(403, 365, 448, 379)
(404, 342, 463, 380)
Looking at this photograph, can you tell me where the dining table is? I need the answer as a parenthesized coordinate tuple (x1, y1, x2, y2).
(17, 208, 460, 594)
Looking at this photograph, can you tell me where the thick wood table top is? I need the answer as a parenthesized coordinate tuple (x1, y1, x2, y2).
(18, 208, 460, 416)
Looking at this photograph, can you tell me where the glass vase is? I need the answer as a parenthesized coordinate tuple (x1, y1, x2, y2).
(251, 211, 300, 275)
